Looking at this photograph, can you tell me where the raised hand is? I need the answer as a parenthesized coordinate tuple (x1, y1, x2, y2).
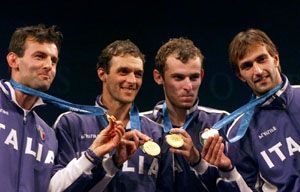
(113, 130, 151, 167)
(168, 128, 200, 165)
(201, 135, 233, 171)
(89, 116, 125, 157)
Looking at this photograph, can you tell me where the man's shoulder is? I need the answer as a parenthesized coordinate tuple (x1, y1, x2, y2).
(291, 85, 300, 94)
(53, 111, 98, 129)
(197, 105, 229, 116)
(139, 113, 163, 128)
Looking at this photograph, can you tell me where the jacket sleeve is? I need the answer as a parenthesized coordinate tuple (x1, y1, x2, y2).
(192, 158, 252, 192)
(48, 113, 119, 192)
(227, 134, 259, 191)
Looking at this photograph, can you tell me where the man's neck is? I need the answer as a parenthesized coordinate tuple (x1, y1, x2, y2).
(15, 90, 38, 110)
(166, 102, 188, 127)
(100, 96, 131, 125)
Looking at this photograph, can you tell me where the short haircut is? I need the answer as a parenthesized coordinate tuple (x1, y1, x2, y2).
(228, 28, 279, 73)
(96, 39, 145, 73)
(155, 37, 204, 75)
(8, 24, 63, 57)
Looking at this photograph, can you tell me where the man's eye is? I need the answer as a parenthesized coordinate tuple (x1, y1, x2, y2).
(174, 76, 184, 81)
(257, 56, 267, 63)
(190, 75, 200, 81)
(35, 55, 44, 59)
(119, 69, 129, 75)
(241, 63, 252, 70)
(135, 72, 143, 78)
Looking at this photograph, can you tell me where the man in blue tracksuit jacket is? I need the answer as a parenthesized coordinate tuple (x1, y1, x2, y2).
(142, 37, 250, 191)
(226, 28, 300, 191)
(53, 39, 167, 192)
(0, 80, 58, 192)
(0, 24, 62, 192)
(0, 24, 125, 192)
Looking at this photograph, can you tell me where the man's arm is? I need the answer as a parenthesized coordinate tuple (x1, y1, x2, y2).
(48, 116, 124, 192)
(201, 135, 252, 192)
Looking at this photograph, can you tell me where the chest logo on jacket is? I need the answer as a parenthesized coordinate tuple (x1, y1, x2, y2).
(80, 133, 97, 139)
(258, 126, 277, 139)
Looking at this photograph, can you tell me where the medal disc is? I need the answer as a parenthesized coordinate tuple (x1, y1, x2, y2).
(200, 128, 219, 145)
(166, 134, 184, 148)
(142, 140, 161, 156)
(106, 114, 116, 122)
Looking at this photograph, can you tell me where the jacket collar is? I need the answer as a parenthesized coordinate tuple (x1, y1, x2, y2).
(0, 80, 45, 112)
(260, 74, 291, 109)
(152, 99, 199, 119)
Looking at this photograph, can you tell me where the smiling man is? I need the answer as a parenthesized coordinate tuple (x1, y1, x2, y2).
(226, 28, 300, 191)
(53, 39, 165, 192)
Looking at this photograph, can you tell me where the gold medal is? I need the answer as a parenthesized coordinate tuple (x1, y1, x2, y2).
(166, 134, 184, 148)
(200, 128, 219, 145)
(142, 140, 161, 156)
(106, 113, 117, 122)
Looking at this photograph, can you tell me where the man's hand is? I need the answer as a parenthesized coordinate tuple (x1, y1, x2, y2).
(168, 128, 200, 165)
(201, 135, 233, 171)
(89, 117, 125, 157)
(113, 130, 151, 167)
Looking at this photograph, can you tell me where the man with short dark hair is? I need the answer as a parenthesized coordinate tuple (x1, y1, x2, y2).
(53, 39, 165, 192)
(227, 28, 300, 191)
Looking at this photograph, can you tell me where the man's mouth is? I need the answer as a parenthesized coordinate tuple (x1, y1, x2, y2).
(121, 87, 136, 91)
(39, 74, 51, 80)
(254, 75, 268, 84)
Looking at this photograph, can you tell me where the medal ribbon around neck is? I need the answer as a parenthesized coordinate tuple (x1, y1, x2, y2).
(128, 104, 141, 131)
(212, 83, 282, 143)
(10, 79, 107, 121)
(162, 102, 195, 133)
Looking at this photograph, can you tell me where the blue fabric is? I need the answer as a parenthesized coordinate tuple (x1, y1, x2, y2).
(0, 80, 58, 192)
(227, 75, 300, 191)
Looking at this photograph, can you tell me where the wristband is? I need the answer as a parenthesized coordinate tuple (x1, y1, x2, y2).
(219, 165, 234, 172)
(190, 156, 201, 167)
(190, 146, 201, 167)
(84, 148, 102, 165)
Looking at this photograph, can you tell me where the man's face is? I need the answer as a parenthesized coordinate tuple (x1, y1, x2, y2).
(156, 55, 203, 109)
(101, 54, 143, 104)
(237, 45, 282, 96)
(9, 38, 58, 91)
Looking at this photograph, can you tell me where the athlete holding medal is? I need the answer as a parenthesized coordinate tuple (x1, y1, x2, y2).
(143, 37, 250, 191)
(53, 40, 165, 192)
(226, 29, 300, 191)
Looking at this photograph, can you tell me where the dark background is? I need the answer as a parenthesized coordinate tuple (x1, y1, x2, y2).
(1, 0, 300, 125)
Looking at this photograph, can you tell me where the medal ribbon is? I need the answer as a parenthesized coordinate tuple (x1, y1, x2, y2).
(128, 104, 141, 131)
(10, 79, 107, 117)
(162, 102, 195, 133)
(212, 83, 282, 143)
(10, 79, 141, 131)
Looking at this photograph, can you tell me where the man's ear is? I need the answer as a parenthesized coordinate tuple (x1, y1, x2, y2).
(97, 68, 106, 82)
(7, 52, 19, 70)
(153, 69, 163, 85)
(200, 68, 204, 79)
(236, 72, 246, 82)
(274, 54, 280, 67)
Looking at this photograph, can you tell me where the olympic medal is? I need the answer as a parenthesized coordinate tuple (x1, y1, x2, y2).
(106, 113, 116, 122)
(200, 128, 219, 145)
(142, 140, 161, 156)
(166, 134, 184, 148)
